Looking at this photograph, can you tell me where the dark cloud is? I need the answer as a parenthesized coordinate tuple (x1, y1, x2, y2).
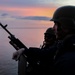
(1, 13, 8, 16)
(0, 13, 51, 21)
(16, 16, 50, 21)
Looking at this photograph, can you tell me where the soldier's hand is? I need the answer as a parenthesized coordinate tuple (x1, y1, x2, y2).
(12, 48, 25, 61)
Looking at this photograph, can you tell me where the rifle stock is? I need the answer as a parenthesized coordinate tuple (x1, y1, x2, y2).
(0, 23, 27, 75)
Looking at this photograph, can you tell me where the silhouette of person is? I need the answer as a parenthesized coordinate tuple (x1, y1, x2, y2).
(12, 27, 56, 75)
(41, 27, 56, 49)
(50, 5, 75, 75)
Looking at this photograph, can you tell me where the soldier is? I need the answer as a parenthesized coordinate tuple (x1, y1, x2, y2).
(41, 27, 56, 49)
(50, 5, 75, 75)
(12, 27, 56, 75)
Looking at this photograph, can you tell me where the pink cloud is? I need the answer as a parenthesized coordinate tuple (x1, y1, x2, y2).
(0, 6, 56, 17)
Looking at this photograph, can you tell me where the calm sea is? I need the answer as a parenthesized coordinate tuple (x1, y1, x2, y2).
(0, 28, 47, 75)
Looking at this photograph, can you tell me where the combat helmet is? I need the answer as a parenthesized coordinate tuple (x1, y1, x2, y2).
(45, 28, 55, 35)
(50, 5, 75, 29)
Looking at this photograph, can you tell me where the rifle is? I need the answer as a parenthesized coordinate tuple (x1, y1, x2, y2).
(0, 23, 27, 75)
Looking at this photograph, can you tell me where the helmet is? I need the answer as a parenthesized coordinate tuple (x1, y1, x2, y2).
(50, 5, 75, 29)
(50, 5, 75, 21)
(45, 28, 55, 35)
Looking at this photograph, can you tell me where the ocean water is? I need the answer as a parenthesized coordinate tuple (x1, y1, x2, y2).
(0, 28, 47, 75)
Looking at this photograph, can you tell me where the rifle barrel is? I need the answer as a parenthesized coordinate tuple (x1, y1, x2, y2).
(0, 23, 13, 36)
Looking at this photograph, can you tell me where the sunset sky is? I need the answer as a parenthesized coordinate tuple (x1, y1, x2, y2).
(0, 0, 75, 28)
(0, 0, 75, 47)
(0, 1, 75, 74)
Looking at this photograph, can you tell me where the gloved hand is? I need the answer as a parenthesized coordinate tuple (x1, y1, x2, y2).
(12, 48, 25, 61)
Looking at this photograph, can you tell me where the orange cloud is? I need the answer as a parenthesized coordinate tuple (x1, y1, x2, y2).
(19, 7, 56, 17)
(0, 6, 56, 17)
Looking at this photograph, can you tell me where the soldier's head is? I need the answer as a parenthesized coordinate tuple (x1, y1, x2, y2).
(44, 27, 56, 45)
(50, 5, 75, 40)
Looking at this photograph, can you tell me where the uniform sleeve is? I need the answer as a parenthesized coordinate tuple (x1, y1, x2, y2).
(24, 47, 41, 62)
